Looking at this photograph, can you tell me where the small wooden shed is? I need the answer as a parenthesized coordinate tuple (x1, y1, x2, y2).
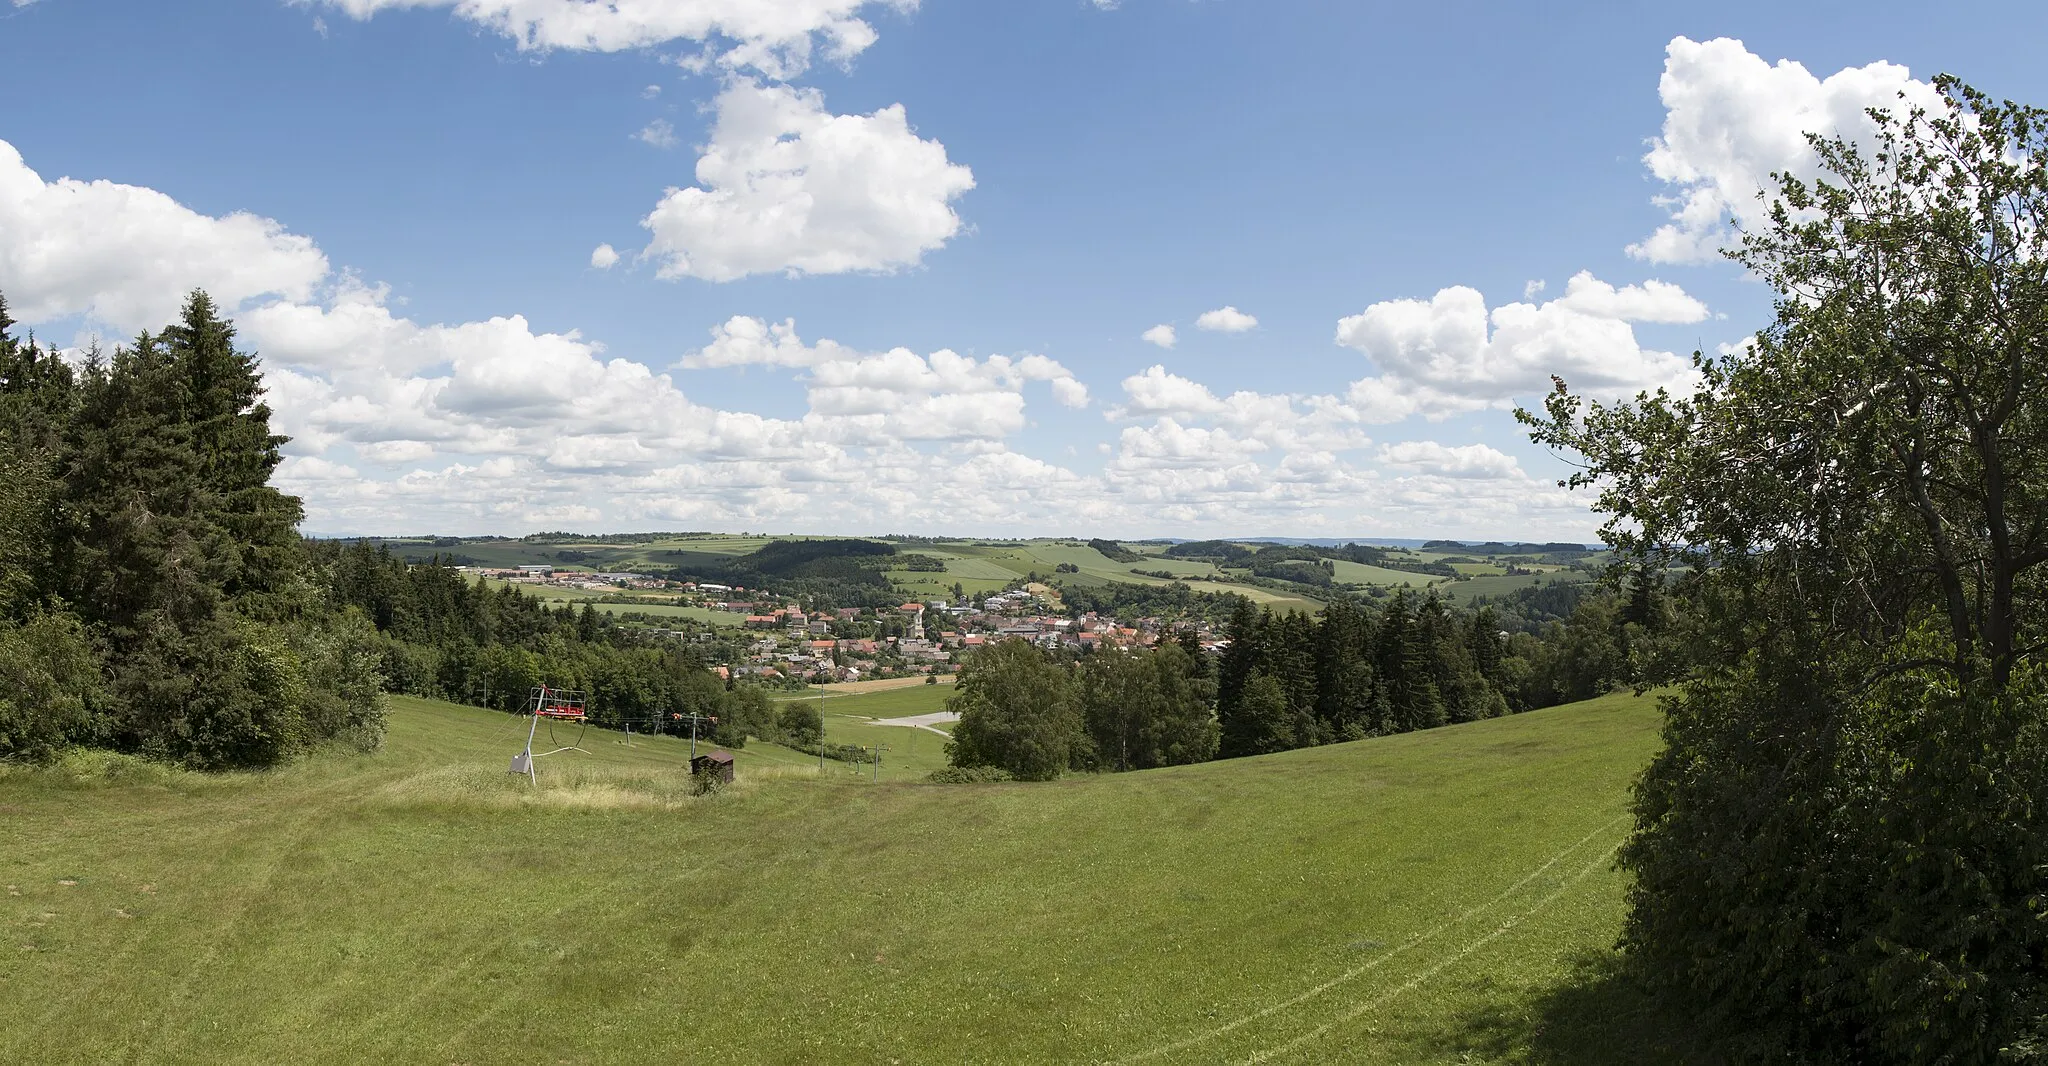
(691, 750, 736, 783)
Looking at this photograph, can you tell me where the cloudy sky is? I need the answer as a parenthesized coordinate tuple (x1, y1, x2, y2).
(4, 2, 2044, 540)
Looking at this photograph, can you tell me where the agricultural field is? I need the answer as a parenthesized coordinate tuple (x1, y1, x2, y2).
(1327, 560, 1444, 588)
(480, 579, 748, 629)
(0, 689, 1713, 1064)
(354, 534, 1604, 623)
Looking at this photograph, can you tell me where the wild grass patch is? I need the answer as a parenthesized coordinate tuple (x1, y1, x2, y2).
(371, 760, 822, 811)
(0, 747, 232, 792)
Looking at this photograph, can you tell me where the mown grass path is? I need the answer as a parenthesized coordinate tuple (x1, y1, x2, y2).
(0, 692, 1697, 1064)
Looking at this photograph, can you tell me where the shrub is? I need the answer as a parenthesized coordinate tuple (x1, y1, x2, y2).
(776, 701, 824, 748)
(0, 612, 106, 762)
(926, 765, 1013, 784)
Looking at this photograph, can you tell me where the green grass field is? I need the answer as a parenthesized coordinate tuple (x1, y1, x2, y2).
(0, 690, 1712, 1064)
(793, 684, 959, 776)
(479, 579, 746, 628)
(1328, 560, 1447, 588)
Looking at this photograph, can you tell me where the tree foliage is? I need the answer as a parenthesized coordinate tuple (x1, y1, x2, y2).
(1215, 594, 1512, 754)
(1524, 79, 2048, 1062)
(0, 292, 384, 767)
(945, 639, 1085, 781)
(309, 540, 760, 742)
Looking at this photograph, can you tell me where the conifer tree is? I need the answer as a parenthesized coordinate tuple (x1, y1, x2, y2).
(0, 297, 74, 617)
(162, 293, 303, 616)
(1221, 672, 1294, 756)
(1376, 592, 1445, 732)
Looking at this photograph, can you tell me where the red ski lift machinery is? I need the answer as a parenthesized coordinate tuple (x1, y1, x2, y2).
(508, 684, 590, 782)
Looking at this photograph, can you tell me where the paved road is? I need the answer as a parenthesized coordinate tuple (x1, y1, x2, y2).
(866, 712, 959, 737)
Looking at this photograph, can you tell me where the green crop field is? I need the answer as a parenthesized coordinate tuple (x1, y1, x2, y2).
(476, 580, 745, 628)
(1, 690, 1712, 1064)
(582, 602, 743, 626)
(1328, 560, 1446, 588)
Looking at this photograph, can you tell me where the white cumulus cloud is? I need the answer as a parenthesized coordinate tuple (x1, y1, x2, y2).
(1334, 273, 1703, 422)
(313, 0, 910, 79)
(681, 317, 1088, 434)
(589, 243, 619, 269)
(0, 136, 1605, 540)
(1195, 305, 1257, 333)
(0, 139, 328, 332)
(1631, 35, 1944, 263)
(638, 78, 974, 282)
(1376, 440, 1521, 479)
(1141, 323, 1176, 348)
(682, 315, 860, 369)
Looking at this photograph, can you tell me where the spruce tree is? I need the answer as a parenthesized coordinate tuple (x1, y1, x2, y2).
(1376, 592, 1445, 733)
(0, 298, 75, 617)
(162, 292, 303, 616)
(1222, 672, 1294, 756)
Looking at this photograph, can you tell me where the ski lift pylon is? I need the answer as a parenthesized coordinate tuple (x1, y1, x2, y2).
(508, 683, 590, 782)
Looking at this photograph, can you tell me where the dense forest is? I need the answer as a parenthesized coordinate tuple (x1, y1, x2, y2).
(309, 541, 781, 749)
(0, 293, 382, 767)
(0, 292, 778, 767)
(944, 579, 1671, 780)
(661, 537, 917, 609)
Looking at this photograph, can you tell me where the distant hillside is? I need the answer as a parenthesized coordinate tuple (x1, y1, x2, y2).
(667, 538, 904, 602)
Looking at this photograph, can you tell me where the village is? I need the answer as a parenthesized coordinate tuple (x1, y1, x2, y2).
(458, 563, 1226, 686)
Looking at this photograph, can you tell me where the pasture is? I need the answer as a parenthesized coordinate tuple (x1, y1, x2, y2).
(0, 691, 1704, 1063)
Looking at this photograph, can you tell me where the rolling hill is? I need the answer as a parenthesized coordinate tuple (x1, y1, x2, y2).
(0, 691, 1711, 1064)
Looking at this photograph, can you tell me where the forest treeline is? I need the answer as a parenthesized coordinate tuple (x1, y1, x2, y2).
(944, 580, 1672, 780)
(0, 293, 793, 767)
(0, 293, 383, 766)
(309, 540, 788, 750)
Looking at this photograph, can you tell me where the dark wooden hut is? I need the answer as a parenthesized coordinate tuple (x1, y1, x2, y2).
(691, 750, 736, 783)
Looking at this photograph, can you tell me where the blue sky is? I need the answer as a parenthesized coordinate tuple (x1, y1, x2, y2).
(5, 1, 2046, 539)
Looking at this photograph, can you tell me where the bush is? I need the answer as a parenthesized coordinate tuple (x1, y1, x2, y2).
(777, 701, 824, 748)
(926, 765, 1014, 784)
(295, 608, 388, 753)
(1622, 651, 2048, 1063)
(0, 612, 106, 762)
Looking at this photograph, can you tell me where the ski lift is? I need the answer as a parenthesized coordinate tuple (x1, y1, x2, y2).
(535, 688, 586, 720)
(508, 684, 590, 782)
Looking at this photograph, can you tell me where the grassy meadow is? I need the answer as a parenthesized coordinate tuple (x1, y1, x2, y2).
(789, 683, 960, 776)
(0, 690, 1711, 1064)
